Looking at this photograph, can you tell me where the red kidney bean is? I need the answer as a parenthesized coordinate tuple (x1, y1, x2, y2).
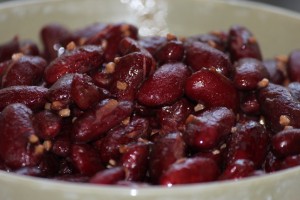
(15, 166, 44, 177)
(137, 62, 191, 107)
(280, 154, 300, 170)
(185, 41, 233, 78)
(84, 23, 138, 62)
(89, 166, 125, 185)
(71, 73, 102, 110)
(40, 23, 72, 61)
(47, 73, 74, 109)
(149, 132, 186, 184)
(239, 91, 260, 115)
(159, 157, 220, 186)
(139, 36, 168, 56)
(20, 40, 40, 56)
(184, 107, 236, 150)
(57, 159, 74, 176)
(185, 68, 239, 112)
(263, 59, 286, 85)
(258, 83, 300, 133)
(51, 134, 71, 157)
(37, 153, 60, 177)
(2, 55, 47, 87)
(228, 25, 262, 62)
(72, 99, 133, 142)
(120, 141, 150, 182)
(157, 98, 193, 132)
(91, 70, 114, 89)
(0, 86, 48, 111)
(0, 103, 42, 169)
(225, 120, 269, 167)
(155, 39, 185, 64)
(44, 45, 104, 84)
(287, 49, 300, 82)
(0, 60, 12, 79)
(194, 143, 227, 167)
(70, 144, 103, 176)
(288, 82, 300, 101)
(0, 36, 19, 62)
(263, 151, 282, 173)
(54, 174, 90, 183)
(219, 159, 255, 180)
(233, 58, 270, 90)
(272, 128, 300, 158)
(96, 117, 149, 164)
(110, 52, 155, 101)
(32, 110, 62, 140)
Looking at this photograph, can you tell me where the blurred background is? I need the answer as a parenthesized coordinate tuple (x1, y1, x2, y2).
(0, 0, 299, 12)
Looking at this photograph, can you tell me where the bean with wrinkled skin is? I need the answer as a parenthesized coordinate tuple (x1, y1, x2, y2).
(0, 103, 42, 169)
(159, 157, 220, 186)
(0, 86, 48, 111)
(185, 68, 239, 112)
(72, 99, 133, 142)
(137, 62, 191, 107)
(184, 107, 236, 150)
(2, 55, 47, 87)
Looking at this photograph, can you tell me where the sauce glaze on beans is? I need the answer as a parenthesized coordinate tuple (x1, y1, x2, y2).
(1, 22, 300, 187)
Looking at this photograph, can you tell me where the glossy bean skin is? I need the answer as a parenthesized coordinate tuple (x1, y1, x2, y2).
(280, 154, 300, 170)
(228, 25, 262, 62)
(239, 91, 260, 115)
(70, 144, 103, 176)
(159, 157, 220, 186)
(219, 159, 255, 180)
(225, 120, 269, 167)
(44, 45, 104, 84)
(233, 58, 270, 91)
(96, 117, 149, 164)
(263, 59, 286, 85)
(2, 55, 47, 87)
(0, 36, 19, 62)
(120, 142, 150, 182)
(272, 128, 300, 158)
(287, 49, 300, 82)
(0, 103, 42, 169)
(89, 167, 125, 185)
(137, 62, 191, 107)
(185, 41, 233, 78)
(185, 68, 239, 112)
(32, 110, 62, 140)
(258, 83, 300, 133)
(71, 73, 102, 110)
(72, 99, 133, 142)
(149, 132, 186, 184)
(51, 134, 71, 157)
(155, 40, 185, 64)
(84, 23, 138, 62)
(184, 107, 236, 150)
(0, 86, 48, 111)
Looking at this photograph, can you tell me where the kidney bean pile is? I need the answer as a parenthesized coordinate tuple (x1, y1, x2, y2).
(1, 22, 300, 187)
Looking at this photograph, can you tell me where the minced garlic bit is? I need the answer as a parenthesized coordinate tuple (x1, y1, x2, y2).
(66, 41, 76, 51)
(59, 108, 71, 117)
(101, 39, 108, 49)
(279, 115, 290, 126)
(207, 40, 217, 48)
(275, 54, 288, 63)
(44, 102, 51, 110)
(28, 134, 39, 144)
(108, 159, 117, 166)
(231, 127, 237, 133)
(212, 149, 220, 155)
(119, 145, 128, 154)
(79, 37, 87, 45)
(114, 57, 121, 63)
(117, 81, 128, 90)
(122, 117, 130, 125)
(11, 52, 24, 61)
(166, 33, 176, 41)
(105, 62, 116, 74)
(248, 36, 257, 44)
(257, 78, 269, 88)
(51, 101, 64, 111)
(185, 114, 196, 124)
(194, 103, 205, 112)
(43, 140, 52, 151)
(34, 144, 44, 155)
(220, 143, 227, 150)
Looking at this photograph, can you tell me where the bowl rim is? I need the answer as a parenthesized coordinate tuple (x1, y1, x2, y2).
(1, 0, 300, 197)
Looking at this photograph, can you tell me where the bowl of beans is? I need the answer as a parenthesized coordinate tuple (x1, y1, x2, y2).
(1, 0, 300, 199)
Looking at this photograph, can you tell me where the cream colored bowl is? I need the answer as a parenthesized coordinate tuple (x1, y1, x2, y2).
(1, 0, 300, 199)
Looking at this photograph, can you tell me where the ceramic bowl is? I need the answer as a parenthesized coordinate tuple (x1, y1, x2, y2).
(1, 0, 300, 199)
